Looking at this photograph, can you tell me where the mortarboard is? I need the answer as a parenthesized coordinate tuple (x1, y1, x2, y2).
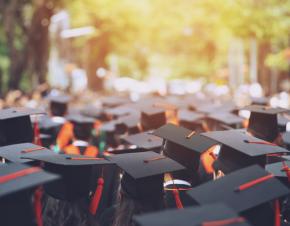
(207, 112, 244, 128)
(178, 109, 204, 131)
(122, 132, 162, 152)
(141, 107, 166, 131)
(266, 160, 290, 187)
(153, 123, 218, 184)
(80, 105, 107, 121)
(48, 95, 70, 117)
(108, 151, 184, 200)
(101, 96, 130, 108)
(187, 165, 289, 226)
(0, 163, 59, 226)
(134, 203, 252, 226)
(0, 143, 56, 164)
(243, 105, 289, 142)
(250, 96, 269, 106)
(202, 130, 289, 174)
(0, 107, 45, 146)
(22, 153, 113, 201)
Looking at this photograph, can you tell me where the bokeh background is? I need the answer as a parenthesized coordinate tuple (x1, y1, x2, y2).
(0, 0, 289, 98)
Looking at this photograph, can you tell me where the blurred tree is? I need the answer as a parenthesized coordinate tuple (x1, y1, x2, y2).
(0, 0, 61, 92)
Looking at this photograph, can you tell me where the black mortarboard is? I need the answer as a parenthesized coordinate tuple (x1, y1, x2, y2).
(80, 105, 107, 121)
(250, 96, 269, 106)
(202, 130, 289, 173)
(187, 165, 289, 226)
(134, 203, 252, 226)
(67, 114, 95, 141)
(108, 151, 184, 200)
(122, 132, 162, 152)
(0, 163, 59, 226)
(101, 96, 130, 108)
(38, 116, 63, 136)
(207, 112, 244, 128)
(243, 105, 289, 142)
(178, 109, 204, 131)
(153, 124, 218, 184)
(105, 106, 136, 119)
(48, 95, 70, 117)
(0, 107, 45, 146)
(116, 114, 141, 135)
(265, 161, 290, 187)
(0, 143, 56, 164)
(141, 107, 166, 131)
(23, 154, 113, 201)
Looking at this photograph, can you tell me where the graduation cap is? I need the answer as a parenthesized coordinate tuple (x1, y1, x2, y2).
(67, 114, 95, 141)
(80, 105, 107, 121)
(48, 95, 70, 117)
(0, 107, 45, 146)
(250, 96, 269, 106)
(116, 114, 141, 135)
(108, 151, 184, 200)
(22, 154, 113, 201)
(134, 203, 252, 226)
(187, 165, 289, 226)
(141, 107, 166, 131)
(0, 163, 59, 226)
(202, 130, 289, 174)
(122, 132, 162, 152)
(266, 160, 290, 187)
(207, 112, 244, 129)
(101, 96, 130, 108)
(243, 105, 289, 142)
(153, 124, 218, 185)
(0, 143, 56, 164)
(178, 109, 204, 130)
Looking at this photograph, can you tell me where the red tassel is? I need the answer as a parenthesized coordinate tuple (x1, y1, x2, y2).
(34, 187, 43, 226)
(275, 199, 281, 226)
(172, 189, 183, 209)
(235, 174, 274, 192)
(202, 217, 245, 226)
(89, 177, 104, 215)
(33, 119, 42, 146)
(282, 161, 290, 182)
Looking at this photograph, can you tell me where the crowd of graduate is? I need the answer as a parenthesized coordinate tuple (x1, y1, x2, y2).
(0, 87, 290, 226)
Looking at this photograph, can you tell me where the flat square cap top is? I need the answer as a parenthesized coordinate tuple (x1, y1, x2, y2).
(243, 105, 289, 115)
(178, 110, 204, 122)
(134, 203, 252, 226)
(122, 132, 162, 150)
(108, 151, 184, 179)
(141, 107, 165, 116)
(0, 163, 59, 198)
(202, 130, 289, 156)
(48, 95, 70, 104)
(66, 114, 95, 124)
(22, 153, 112, 166)
(208, 112, 244, 125)
(187, 165, 289, 212)
(153, 123, 218, 153)
(0, 143, 56, 163)
(265, 161, 290, 178)
(0, 107, 45, 120)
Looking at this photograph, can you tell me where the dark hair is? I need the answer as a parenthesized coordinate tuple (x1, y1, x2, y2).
(73, 123, 92, 141)
(42, 194, 96, 226)
(112, 189, 165, 226)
